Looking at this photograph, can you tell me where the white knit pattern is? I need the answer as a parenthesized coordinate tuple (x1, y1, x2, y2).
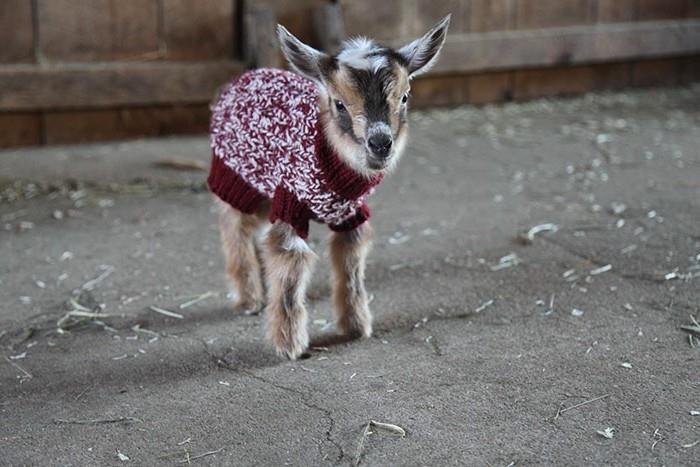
(210, 68, 363, 226)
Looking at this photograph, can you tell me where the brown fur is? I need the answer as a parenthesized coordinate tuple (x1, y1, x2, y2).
(329, 223, 374, 338)
(262, 222, 316, 359)
(217, 198, 267, 314)
(385, 62, 410, 132)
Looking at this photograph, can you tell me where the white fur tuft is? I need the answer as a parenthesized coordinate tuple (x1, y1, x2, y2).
(337, 37, 387, 72)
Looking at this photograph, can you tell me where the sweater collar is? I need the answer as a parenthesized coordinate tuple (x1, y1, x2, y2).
(315, 123, 384, 200)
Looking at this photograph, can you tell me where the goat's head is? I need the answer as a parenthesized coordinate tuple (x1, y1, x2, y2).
(277, 16, 450, 175)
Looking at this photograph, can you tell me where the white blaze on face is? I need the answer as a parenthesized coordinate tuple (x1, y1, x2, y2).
(336, 37, 386, 73)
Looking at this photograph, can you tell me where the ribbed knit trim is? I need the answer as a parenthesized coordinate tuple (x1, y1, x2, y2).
(207, 154, 266, 214)
(315, 123, 383, 200)
(270, 186, 313, 239)
(329, 203, 371, 232)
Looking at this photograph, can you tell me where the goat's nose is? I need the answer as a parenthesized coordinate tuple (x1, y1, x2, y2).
(368, 134, 393, 158)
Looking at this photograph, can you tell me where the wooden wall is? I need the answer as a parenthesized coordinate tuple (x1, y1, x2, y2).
(0, 0, 243, 147)
(1, 0, 699, 148)
(341, 0, 700, 106)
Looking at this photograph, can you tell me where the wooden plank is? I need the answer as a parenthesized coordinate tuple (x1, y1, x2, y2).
(631, 58, 682, 86)
(411, 74, 470, 107)
(415, 0, 467, 34)
(43, 105, 209, 145)
(0, 61, 244, 111)
(514, 66, 597, 99)
(637, 0, 688, 21)
(162, 0, 235, 60)
(340, 0, 407, 40)
(690, 0, 700, 18)
(37, 0, 159, 61)
(515, 0, 593, 29)
(244, 6, 281, 68)
(419, 19, 700, 75)
(469, 0, 515, 32)
(256, 0, 325, 44)
(313, 2, 347, 54)
(680, 56, 700, 82)
(0, 0, 34, 63)
(597, 0, 637, 23)
(513, 61, 638, 100)
(590, 62, 633, 89)
(0, 113, 42, 148)
(468, 72, 514, 103)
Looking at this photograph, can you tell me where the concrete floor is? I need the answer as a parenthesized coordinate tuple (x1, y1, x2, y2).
(1, 86, 699, 466)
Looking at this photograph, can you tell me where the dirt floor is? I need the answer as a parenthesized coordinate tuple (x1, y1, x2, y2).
(1, 86, 699, 466)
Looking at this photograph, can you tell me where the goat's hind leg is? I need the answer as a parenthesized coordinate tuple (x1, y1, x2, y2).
(262, 222, 316, 359)
(217, 198, 265, 315)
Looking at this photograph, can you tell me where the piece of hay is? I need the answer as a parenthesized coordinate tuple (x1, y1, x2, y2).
(149, 306, 183, 319)
(179, 291, 217, 309)
(177, 448, 224, 464)
(81, 266, 115, 291)
(154, 158, 207, 171)
(54, 417, 140, 425)
(491, 253, 520, 271)
(354, 420, 406, 466)
(5, 357, 32, 381)
(556, 394, 610, 418)
(474, 299, 494, 313)
(589, 264, 612, 276)
(370, 421, 406, 437)
(519, 223, 559, 244)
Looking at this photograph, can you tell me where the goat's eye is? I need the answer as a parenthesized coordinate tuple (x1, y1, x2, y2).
(401, 92, 410, 104)
(334, 100, 346, 112)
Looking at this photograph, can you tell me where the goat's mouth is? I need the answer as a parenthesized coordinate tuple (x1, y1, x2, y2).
(366, 153, 391, 171)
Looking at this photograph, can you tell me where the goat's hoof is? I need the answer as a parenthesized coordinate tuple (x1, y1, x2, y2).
(340, 322, 372, 340)
(268, 325, 309, 361)
(233, 300, 263, 316)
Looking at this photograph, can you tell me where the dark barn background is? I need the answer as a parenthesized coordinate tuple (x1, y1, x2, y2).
(1, 0, 699, 148)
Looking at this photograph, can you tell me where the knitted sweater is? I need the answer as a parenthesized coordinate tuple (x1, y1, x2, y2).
(208, 68, 383, 239)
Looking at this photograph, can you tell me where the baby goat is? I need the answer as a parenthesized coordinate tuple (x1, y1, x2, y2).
(208, 16, 450, 359)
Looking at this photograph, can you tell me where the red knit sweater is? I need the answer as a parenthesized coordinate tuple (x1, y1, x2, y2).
(208, 68, 383, 239)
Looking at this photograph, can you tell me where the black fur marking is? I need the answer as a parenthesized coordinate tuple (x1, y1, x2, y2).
(347, 57, 397, 125)
(370, 48, 409, 68)
(338, 110, 359, 142)
(319, 57, 338, 80)
(330, 96, 360, 143)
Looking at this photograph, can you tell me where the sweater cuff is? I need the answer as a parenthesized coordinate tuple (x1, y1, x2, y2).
(329, 203, 371, 232)
(270, 186, 313, 239)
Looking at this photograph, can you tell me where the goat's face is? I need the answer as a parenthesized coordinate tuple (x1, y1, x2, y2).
(278, 16, 450, 176)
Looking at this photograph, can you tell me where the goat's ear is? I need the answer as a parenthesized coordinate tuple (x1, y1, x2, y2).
(277, 25, 328, 84)
(398, 15, 450, 78)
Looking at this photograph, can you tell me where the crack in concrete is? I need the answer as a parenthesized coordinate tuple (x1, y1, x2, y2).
(194, 337, 346, 464)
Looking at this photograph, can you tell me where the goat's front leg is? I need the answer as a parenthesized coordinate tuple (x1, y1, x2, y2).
(329, 223, 373, 338)
(262, 222, 316, 359)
